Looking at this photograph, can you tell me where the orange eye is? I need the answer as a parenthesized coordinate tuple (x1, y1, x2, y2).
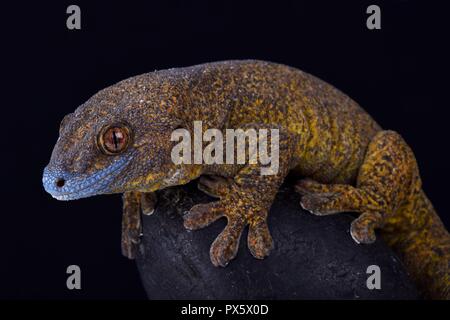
(98, 125, 130, 154)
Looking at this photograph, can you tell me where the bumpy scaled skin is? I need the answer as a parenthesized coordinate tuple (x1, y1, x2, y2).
(43, 60, 449, 299)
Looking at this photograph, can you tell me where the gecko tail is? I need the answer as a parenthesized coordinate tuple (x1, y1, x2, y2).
(383, 190, 450, 299)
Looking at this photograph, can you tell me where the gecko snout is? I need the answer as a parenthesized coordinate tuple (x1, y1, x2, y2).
(43, 153, 134, 200)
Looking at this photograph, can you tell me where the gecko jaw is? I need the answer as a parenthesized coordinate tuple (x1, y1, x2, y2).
(42, 154, 134, 201)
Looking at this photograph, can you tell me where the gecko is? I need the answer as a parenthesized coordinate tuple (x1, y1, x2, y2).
(42, 60, 449, 299)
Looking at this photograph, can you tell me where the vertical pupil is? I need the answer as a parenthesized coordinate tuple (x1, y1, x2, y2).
(112, 130, 119, 149)
(104, 127, 127, 153)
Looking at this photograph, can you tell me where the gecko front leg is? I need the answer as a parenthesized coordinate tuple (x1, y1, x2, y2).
(183, 125, 295, 266)
(121, 191, 157, 259)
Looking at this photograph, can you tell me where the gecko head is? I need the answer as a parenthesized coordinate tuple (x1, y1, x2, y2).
(43, 74, 199, 201)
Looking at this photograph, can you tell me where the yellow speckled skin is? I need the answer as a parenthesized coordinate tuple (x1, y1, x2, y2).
(48, 60, 449, 299)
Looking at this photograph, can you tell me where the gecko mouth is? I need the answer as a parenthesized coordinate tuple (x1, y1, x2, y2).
(42, 154, 133, 201)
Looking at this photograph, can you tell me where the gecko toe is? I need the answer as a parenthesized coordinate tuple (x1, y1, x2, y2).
(198, 175, 232, 198)
(350, 219, 377, 244)
(248, 221, 273, 259)
(300, 193, 340, 216)
(209, 218, 245, 267)
(183, 202, 224, 230)
(141, 192, 157, 215)
(295, 178, 330, 195)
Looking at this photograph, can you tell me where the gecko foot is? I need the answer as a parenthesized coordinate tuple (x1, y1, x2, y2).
(350, 212, 382, 244)
(183, 199, 273, 267)
(296, 179, 352, 215)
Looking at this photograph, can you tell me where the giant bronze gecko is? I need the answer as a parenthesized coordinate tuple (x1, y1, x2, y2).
(43, 60, 449, 299)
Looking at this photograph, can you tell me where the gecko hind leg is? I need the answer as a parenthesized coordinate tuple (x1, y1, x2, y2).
(295, 130, 417, 244)
(296, 181, 384, 243)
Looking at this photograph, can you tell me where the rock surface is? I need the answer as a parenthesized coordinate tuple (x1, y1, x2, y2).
(136, 181, 420, 299)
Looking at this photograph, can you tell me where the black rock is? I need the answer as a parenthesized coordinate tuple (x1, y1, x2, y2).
(136, 181, 420, 299)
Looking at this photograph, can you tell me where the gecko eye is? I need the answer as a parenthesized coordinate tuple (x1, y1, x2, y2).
(98, 124, 131, 155)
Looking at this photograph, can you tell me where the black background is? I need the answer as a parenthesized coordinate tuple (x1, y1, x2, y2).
(1, 0, 449, 299)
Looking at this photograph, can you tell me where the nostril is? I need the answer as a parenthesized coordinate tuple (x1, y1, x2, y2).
(56, 178, 65, 188)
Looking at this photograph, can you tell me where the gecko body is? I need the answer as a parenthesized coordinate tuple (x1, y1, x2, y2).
(43, 60, 449, 299)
